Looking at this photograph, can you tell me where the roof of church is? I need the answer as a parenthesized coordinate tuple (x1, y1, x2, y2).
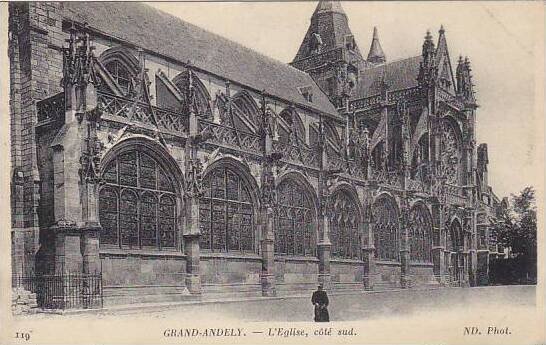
(354, 56, 422, 99)
(60, 2, 340, 118)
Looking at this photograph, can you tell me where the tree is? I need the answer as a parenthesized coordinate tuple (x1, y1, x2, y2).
(492, 186, 537, 283)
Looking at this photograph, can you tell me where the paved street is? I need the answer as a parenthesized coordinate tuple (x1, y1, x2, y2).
(19, 284, 535, 321)
(143, 285, 536, 322)
(8, 285, 542, 345)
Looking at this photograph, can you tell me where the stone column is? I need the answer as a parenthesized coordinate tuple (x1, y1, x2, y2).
(81, 225, 101, 275)
(361, 198, 376, 290)
(317, 232, 331, 290)
(182, 69, 204, 295)
(317, 119, 332, 291)
(431, 203, 446, 285)
(182, 158, 202, 294)
(51, 224, 83, 275)
(184, 234, 201, 294)
(258, 93, 278, 297)
(49, 28, 104, 281)
(260, 207, 276, 296)
(399, 195, 411, 288)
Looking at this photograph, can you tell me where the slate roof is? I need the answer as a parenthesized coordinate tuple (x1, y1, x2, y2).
(60, 2, 339, 118)
(293, 1, 364, 63)
(354, 56, 422, 99)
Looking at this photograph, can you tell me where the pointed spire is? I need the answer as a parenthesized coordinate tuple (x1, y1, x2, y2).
(367, 27, 386, 64)
(313, 0, 346, 16)
(292, 0, 363, 63)
(418, 30, 437, 86)
(436, 24, 448, 55)
(423, 30, 435, 56)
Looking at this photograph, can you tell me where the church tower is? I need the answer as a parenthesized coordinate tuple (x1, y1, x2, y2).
(291, 1, 365, 109)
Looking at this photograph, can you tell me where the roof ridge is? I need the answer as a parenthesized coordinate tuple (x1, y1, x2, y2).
(61, 2, 340, 117)
(143, 3, 314, 81)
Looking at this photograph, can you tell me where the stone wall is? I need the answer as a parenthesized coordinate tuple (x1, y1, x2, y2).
(331, 260, 364, 291)
(101, 252, 187, 287)
(375, 262, 402, 290)
(408, 264, 435, 287)
(275, 257, 319, 296)
(201, 254, 262, 298)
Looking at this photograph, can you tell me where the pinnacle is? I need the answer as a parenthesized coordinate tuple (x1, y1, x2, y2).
(367, 26, 386, 64)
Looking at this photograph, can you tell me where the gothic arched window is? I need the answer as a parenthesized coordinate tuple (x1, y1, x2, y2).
(233, 94, 259, 128)
(276, 179, 316, 256)
(99, 150, 177, 250)
(104, 60, 132, 95)
(373, 197, 399, 261)
(330, 190, 361, 259)
(409, 204, 433, 263)
(174, 74, 212, 118)
(199, 166, 255, 252)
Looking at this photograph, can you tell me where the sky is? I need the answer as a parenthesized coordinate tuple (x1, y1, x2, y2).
(147, 1, 544, 199)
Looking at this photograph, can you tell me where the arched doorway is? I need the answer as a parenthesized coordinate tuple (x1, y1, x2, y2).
(409, 203, 433, 263)
(447, 219, 464, 285)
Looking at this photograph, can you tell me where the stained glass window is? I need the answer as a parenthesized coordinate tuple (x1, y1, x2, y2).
(275, 179, 316, 256)
(330, 191, 361, 260)
(105, 60, 132, 95)
(199, 166, 255, 252)
(99, 150, 177, 250)
(408, 205, 433, 263)
(373, 197, 399, 261)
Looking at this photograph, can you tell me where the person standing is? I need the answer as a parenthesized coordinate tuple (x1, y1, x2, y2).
(311, 283, 330, 322)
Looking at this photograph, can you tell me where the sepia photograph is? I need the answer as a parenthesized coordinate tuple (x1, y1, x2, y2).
(0, 1, 544, 344)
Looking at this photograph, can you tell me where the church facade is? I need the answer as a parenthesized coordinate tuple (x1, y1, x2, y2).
(9, 1, 504, 307)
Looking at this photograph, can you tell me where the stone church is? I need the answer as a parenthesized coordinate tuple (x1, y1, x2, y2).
(9, 1, 505, 307)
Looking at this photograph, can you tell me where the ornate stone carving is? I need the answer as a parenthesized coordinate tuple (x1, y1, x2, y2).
(184, 158, 204, 198)
(438, 120, 461, 185)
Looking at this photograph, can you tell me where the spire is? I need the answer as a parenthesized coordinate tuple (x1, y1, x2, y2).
(422, 30, 435, 57)
(418, 30, 436, 86)
(436, 24, 448, 57)
(313, 0, 346, 16)
(367, 27, 386, 64)
(292, 0, 363, 63)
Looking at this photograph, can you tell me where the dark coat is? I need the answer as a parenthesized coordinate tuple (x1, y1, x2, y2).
(311, 289, 330, 322)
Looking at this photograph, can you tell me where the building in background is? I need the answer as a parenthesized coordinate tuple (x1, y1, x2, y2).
(9, 1, 504, 308)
